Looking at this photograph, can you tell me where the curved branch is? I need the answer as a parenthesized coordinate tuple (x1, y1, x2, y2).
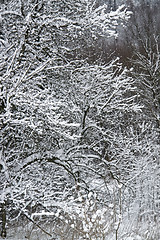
(22, 211, 52, 237)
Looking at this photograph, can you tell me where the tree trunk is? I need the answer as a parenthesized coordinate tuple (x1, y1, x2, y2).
(1, 202, 6, 238)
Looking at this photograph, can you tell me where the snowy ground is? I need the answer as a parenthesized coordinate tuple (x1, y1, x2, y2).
(1, 210, 159, 240)
(1, 220, 159, 240)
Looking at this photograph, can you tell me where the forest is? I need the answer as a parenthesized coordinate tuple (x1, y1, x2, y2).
(0, 0, 159, 239)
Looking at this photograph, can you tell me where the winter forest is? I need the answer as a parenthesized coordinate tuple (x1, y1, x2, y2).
(0, 0, 159, 239)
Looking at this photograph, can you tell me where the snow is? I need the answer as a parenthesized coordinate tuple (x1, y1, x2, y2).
(0, 1, 159, 240)
(4, 223, 147, 240)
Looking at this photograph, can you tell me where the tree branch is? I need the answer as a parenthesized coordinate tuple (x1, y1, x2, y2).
(22, 211, 52, 237)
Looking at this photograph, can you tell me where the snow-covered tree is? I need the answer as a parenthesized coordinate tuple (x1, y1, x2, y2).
(0, 0, 159, 239)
